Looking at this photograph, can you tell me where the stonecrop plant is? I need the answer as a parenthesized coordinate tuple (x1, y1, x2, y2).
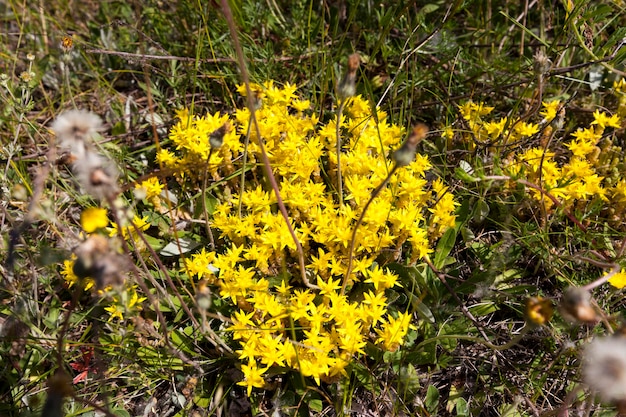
(456, 81, 626, 217)
(156, 81, 458, 393)
(452, 79, 626, 292)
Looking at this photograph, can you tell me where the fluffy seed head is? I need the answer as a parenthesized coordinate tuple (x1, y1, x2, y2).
(51, 109, 102, 157)
(583, 336, 626, 402)
(347, 53, 360, 73)
(73, 151, 120, 202)
(533, 50, 552, 76)
(337, 53, 360, 101)
(73, 235, 129, 289)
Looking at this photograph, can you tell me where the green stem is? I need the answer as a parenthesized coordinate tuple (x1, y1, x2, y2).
(336, 100, 346, 207)
(415, 325, 532, 352)
(340, 164, 398, 295)
(237, 118, 253, 218)
(202, 148, 216, 250)
(219, 0, 315, 289)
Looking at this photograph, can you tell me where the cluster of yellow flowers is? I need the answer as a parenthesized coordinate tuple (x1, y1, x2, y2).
(457, 83, 626, 213)
(454, 80, 626, 287)
(169, 82, 458, 394)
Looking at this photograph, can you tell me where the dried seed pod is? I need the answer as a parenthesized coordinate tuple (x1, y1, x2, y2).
(209, 122, 231, 150)
(524, 296, 553, 326)
(337, 53, 360, 101)
(392, 123, 429, 167)
(559, 286, 598, 324)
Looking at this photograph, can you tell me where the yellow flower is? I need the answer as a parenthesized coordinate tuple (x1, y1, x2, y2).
(442, 126, 454, 140)
(458, 101, 493, 120)
(80, 207, 108, 233)
(317, 276, 341, 295)
(109, 215, 150, 240)
(609, 269, 626, 289)
(291, 99, 310, 112)
(156, 149, 179, 167)
(61, 257, 95, 290)
(105, 303, 124, 321)
(614, 79, 626, 94)
(571, 127, 601, 143)
(104, 286, 146, 322)
(184, 248, 216, 280)
(364, 265, 399, 291)
(540, 100, 561, 122)
(158, 81, 459, 386)
(375, 312, 414, 351)
(236, 83, 265, 100)
(135, 177, 164, 201)
(238, 361, 267, 395)
(127, 286, 147, 309)
(591, 109, 621, 129)
(567, 137, 598, 158)
(525, 296, 553, 326)
(514, 121, 539, 137)
(483, 117, 507, 138)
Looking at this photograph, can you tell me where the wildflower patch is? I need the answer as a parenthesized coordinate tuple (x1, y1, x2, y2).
(168, 82, 458, 393)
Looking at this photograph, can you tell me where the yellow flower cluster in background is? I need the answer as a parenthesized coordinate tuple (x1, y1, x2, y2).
(508, 106, 622, 212)
(104, 285, 146, 322)
(170, 82, 457, 394)
(456, 86, 625, 216)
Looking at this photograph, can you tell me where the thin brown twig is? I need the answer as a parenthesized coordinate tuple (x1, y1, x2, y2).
(219, 0, 316, 289)
(422, 256, 492, 342)
(85, 48, 322, 64)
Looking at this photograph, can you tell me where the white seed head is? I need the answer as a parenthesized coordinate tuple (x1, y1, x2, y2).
(73, 235, 128, 289)
(583, 337, 626, 402)
(72, 151, 119, 202)
(51, 109, 103, 155)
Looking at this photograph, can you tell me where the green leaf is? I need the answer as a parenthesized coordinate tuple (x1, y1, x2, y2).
(160, 237, 201, 256)
(425, 384, 440, 414)
(136, 346, 185, 371)
(455, 398, 469, 417)
(468, 302, 498, 317)
(308, 399, 323, 412)
(170, 328, 195, 355)
(447, 385, 469, 416)
(434, 227, 457, 269)
(397, 364, 421, 395)
(351, 362, 378, 393)
(473, 199, 490, 223)
(455, 166, 479, 183)
(410, 294, 435, 323)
